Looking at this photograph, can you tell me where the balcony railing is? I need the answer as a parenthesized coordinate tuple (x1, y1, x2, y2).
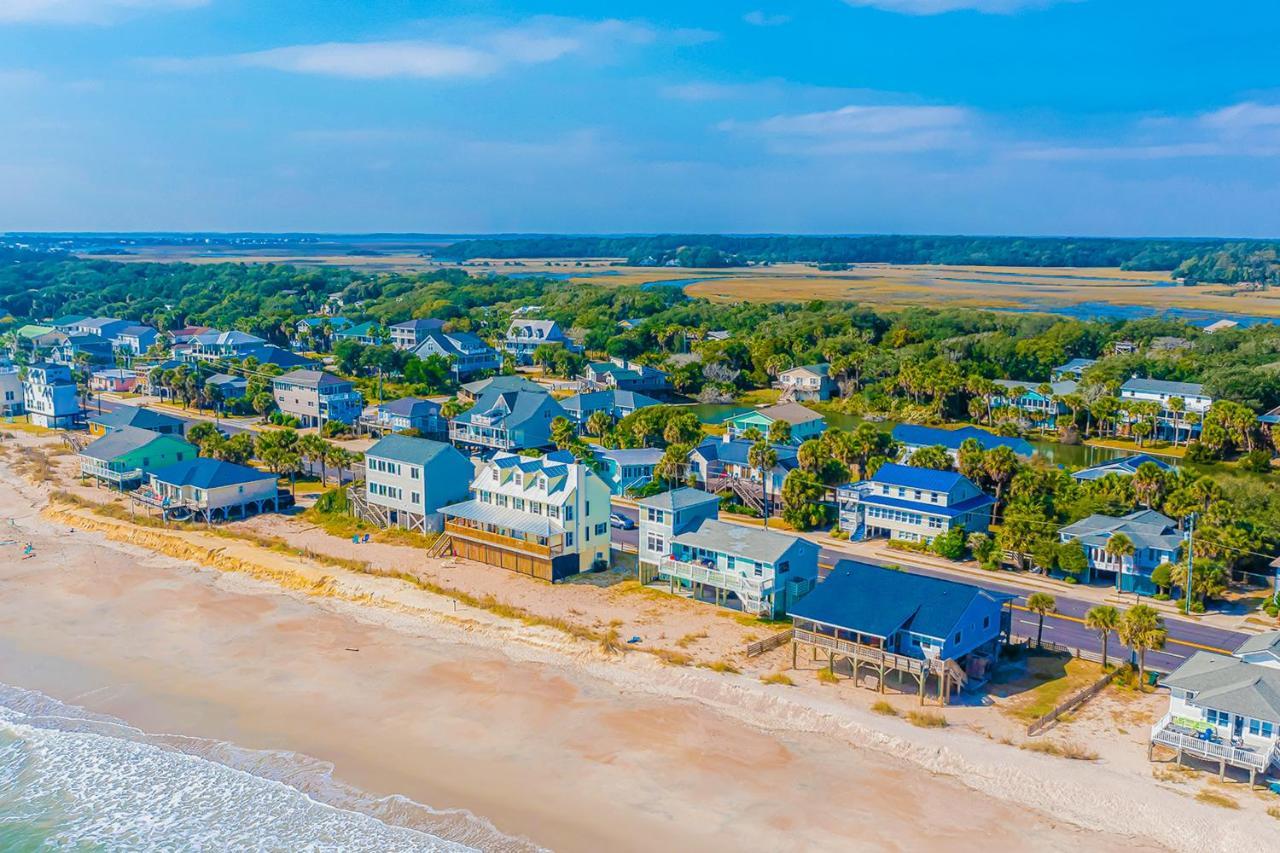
(661, 557, 772, 597)
(1150, 714, 1278, 772)
(81, 462, 143, 484)
(449, 425, 514, 448)
(445, 521, 561, 557)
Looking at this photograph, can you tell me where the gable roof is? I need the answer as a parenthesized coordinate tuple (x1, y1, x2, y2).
(673, 517, 812, 564)
(891, 424, 1034, 457)
(1162, 652, 1280, 722)
(391, 318, 445, 332)
(789, 560, 1013, 643)
(274, 369, 349, 389)
(455, 387, 561, 430)
(148, 458, 275, 489)
(88, 406, 185, 434)
(1235, 631, 1280, 658)
(1054, 357, 1097, 374)
(337, 321, 382, 338)
(80, 426, 184, 461)
(870, 462, 968, 492)
(749, 402, 826, 425)
(1070, 453, 1175, 481)
(1058, 509, 1182, 552)
(781, 363, 830, 379)
(1121, 377, 1206, 398)
(506, 319, 562, 339)
(366, 433, 460, 467)
(561, 389, 661, 415)
(993, 378, 1078, 397)
(691, 437, 799, 471)
(461, 375, 542, 396)
(636, 487, 720, 512)
(379, 396, 440, 418)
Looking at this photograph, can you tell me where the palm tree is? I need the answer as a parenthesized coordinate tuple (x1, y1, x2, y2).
(748, 439, 778, 528)
(1118, 604, 1167, 687)
(1166, 396, 1185, 446)
(1026, 593, 1057, 649)
(298, 434, 331, 486)
(585, 409, 612, 439)
(1103, 531, 1135, 582)
(1084, 605, 1120, 669)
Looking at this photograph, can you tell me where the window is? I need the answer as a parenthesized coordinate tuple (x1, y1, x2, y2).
(564, 505, 574, 521)
(411, 492, 420, 504)
(565, 532, 574, 547)
(585, 501, 590, 515)
(953, 631, 962, 644)
(595, 523, 607, 536)
(513, 498, 525, 511)
(646, 532, 665, 553)
(1249, 719, 1274, 738)
(547, 505, 559, 519)
(411, 468, 420, 480)
(1206, 709, 1230, 726)
(983, 616, 990, 629)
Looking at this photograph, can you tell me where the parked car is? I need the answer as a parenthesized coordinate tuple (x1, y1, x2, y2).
(609, 512, 635, 530)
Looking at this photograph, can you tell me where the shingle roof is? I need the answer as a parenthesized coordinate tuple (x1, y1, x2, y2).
(88, 406, 185, 434)
(673, 518, 812, 565)
(891, 424, 1034, 456)
(561, 389, 661, 415)
(391, 318, 445, 332)
(455, 387, 560, 430)
(461, 375, 542, 396)
(379, 397, 440, 418)
(1055, 358, 1096, 374)
(80, 426, 178, 461)
(789, 560, 1013, 643)
(148, 458, 275, 489)
(1058, 509, 1183, 552)
(366, 433, 459, 467)
(1161, 652, 1280, 722)
(1121, 377, 1206, 398)
(1235, 631, 1280, 657)
(274, 369, 349, 388)
(636, 487, 720, 512)
(750, 403, 826, 425)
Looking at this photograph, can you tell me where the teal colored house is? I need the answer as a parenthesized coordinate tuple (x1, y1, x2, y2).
(78, 426, 198, 490)
(724, 403, 826, 445)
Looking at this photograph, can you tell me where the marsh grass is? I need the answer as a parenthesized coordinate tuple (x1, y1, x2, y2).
(905, 711, 948, 729)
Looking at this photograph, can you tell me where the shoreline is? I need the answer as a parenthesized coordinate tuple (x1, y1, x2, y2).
(0, 456, 1261, 852)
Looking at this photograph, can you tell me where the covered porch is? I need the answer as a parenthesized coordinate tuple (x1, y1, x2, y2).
(441, 500, 576, 582)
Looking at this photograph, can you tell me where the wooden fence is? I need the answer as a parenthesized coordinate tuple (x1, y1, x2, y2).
(1026, 667, 1121, 737)
(746, 628, 795, 658)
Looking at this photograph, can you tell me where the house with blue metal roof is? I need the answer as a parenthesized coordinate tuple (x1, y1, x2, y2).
(1071, 453, 1176, 482)
(837, 463, 994, 544)
(581, 446, 664, 495)
(79, 426, 197, 490)
(891, 424, 1034, 460)
(789, 560, 1013, 702)
(360, 397, 445, 437)
(136, 458, 281, 523)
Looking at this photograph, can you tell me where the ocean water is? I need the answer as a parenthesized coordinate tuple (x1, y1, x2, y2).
(0, 684, 535, 852)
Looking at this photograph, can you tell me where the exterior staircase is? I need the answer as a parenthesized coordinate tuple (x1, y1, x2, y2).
(706, 475, 764, 514)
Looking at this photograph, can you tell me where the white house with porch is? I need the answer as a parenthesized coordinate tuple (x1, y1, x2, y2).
(1151, 633, 1280, 786)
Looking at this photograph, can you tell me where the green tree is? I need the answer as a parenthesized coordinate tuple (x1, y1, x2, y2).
(748, 439, 779, 528)
(1056, 539, 1088, 580)
(585, 409, 613, 439)
(1026, 593, 1057, 649)
(1118, 604, 1166, 686)
(930, 526, 966, 561)
(909, 444, 953, 471)
(550, 416, 577, 450)
(1084, 605, 1120, 669)
(767, 419, 793, 446)
(780, 469, 830, 530)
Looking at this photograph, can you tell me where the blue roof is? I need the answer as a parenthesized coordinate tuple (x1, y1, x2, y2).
(789, 560, 1013, 643)
(1070, 453, 1175, 481)
(857, 491, 995, 519)
(89, 406, 185, 433)
(148, 458, 276, 489)
(870, 462, 966, 492)
(692, 438, 799, 469)
(892, 424, 1034, 456)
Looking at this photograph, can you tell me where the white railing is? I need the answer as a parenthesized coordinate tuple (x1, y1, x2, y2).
(662, 558, 772, 597)
(449, 425, 513, 448)
(1149, 714, 1278, 772)
(81, 462, 143, 484)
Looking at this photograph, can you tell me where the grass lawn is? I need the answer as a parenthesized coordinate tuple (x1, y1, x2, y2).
(996, 654, 1106, 723)
(1084, 437, 1185, 459)
(736, 388, 781, 406)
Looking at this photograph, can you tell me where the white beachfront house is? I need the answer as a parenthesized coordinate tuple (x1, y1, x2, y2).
(23, 362, 82, 429)
(1151, 632, 1280, 785)
(440, 451, 611, 581)
(358, 434, 474, 533)
(1119, 377, 1211, 441)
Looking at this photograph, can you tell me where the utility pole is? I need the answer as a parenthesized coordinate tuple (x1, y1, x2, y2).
(1185, 513, 1196, 615)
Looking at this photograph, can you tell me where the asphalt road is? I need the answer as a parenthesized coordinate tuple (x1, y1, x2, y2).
(606, 501, 1245, 673)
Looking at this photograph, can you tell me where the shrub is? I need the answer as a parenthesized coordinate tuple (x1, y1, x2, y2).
(1184, 441, 1219, 464)
(1020, 740, 1098, 761)
(905, 711, 947, 728)
(761, 672, 795, 686)
(816, 668, 839, 684)
(1194, 790, 1239, 809)
(1239, 450, 1273, 473)
(930, 526, 966, 561)
(700, 660, 740, 674)
(870, 700, 897, 716)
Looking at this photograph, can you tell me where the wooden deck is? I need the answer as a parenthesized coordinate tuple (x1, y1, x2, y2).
(791, 627, 968, 705)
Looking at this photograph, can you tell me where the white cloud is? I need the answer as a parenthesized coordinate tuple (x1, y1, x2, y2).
(744, 11, 791, 26)
(842, 0, 1067, 15)
(153, 18, 677, 80)
(0, 0, 207, 25)
(723, 103, 974, 154)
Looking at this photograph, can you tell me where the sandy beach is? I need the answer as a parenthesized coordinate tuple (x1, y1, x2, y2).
(0, 442, 1266, 852)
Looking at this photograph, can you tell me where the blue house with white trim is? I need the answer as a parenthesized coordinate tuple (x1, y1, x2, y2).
(837, 463, 994, 544)
(1058, 509, 1183, 595)
(789, 560, 1013, 698)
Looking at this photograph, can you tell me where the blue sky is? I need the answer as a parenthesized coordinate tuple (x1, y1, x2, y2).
(1, 0, 1277, 236)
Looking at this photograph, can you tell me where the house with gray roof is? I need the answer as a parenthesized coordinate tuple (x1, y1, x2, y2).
(360, 396, 444, 437)
(582, 358, 669, 394)
(389, 318, 445, 350)
(448, 387, 565, 452)
(112, 324, 159, 355)
(459, 374, 542, 402)
(1120, 377, 1212, 442)
(411, 328, 500, 377)
(1151, 634, 1280, 782)
(1070, 453, 1175, 482)
(503, 319, 574, 365)
(205, 372, 249, 401)
(724, 402, 826, 444)
(1052, 358, 1097, 381)
(271, 369, 363, 428)
(560, 389, 661, 428)
(185, 330, 268, 361)
(776, 363, 834, 402)
(586, 446, 665, 495)
(990, 378, 1077, 430)
(635, 487, 816, 618)
(78, 426, 197, 490)
(358, 434, 474, 533)
(1058, 509, 1182, 595)
(88, 405, 185, 437)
